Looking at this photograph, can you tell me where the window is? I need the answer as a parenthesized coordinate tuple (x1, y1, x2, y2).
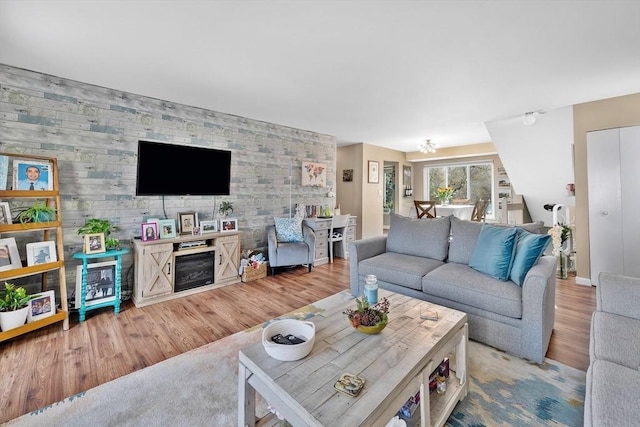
(424, 162, 494, 217)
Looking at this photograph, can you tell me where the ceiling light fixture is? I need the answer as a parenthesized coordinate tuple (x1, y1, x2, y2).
(418, 139, 438, 153)
(522, 112, 537, 126)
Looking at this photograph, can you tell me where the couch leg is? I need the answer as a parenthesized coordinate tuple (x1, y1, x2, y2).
(308, 264, 312, 273)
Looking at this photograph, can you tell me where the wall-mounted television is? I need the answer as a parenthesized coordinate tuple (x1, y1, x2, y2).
(135, 140, 231, 196)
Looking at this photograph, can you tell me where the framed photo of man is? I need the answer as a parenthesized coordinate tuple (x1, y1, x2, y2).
(27, 290, 56, 323)
(84, 233, 106, 254)
(13, 160, 53, 191)
(26, 241, 57, 266)
(0, 237, 22, 272)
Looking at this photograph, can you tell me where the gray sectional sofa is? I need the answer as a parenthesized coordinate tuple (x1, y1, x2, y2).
(584, 272, 640, 426)
(349, 213, 556, 363)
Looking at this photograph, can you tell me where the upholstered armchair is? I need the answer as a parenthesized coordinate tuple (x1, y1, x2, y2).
(267, 223, 316, 275)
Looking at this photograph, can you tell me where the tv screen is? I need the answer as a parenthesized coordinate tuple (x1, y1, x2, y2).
(136, 141, 231, 196)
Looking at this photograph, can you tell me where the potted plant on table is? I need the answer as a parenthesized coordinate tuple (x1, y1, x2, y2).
(218, 201, 234, 218)
(344, 296, 390, 335)
(436, 187, 455, 205)
(77, 218, 120, 250)
(0, 282, 34, 331)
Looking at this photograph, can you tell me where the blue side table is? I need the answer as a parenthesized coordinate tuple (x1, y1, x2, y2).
(72, 248, 129, 322)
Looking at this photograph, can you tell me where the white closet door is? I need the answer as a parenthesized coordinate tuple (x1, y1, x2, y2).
(587, 128, 624, 285)
(619, 126, 640, 278)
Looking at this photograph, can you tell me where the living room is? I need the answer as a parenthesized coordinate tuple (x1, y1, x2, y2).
(1, 1, 639, 425)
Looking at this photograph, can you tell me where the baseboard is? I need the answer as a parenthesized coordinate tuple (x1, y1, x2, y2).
(575, 276, 593, 286)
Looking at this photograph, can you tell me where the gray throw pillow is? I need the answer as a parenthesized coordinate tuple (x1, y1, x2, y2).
(448, 216, 484, 264)
(386, 213, 451, 261)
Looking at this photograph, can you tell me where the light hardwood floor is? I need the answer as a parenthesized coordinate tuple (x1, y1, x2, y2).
(0, 258, 595, 423)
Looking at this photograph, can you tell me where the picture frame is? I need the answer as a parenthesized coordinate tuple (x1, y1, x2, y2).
(12, 159, 53, 191)
(178, 211, 198, 235)
(0, 155, 8, 190)
(27, 290, 56, 322)
(84, 232, 106, 254)
(200, 220, 218, 234)
(76, 261, 117, 308)
(159, 219, 177, 239)
(0, 237, 22, 272)
(141, 222, 159, 241)
(26, 241, 57, 266)
(0, 201, 11, 224)
(342, 169, 353, 182)
(302, 161, 327, 187)
(368, 160, 379, 184)
(220, 218, 238, 232)
(403, 165, 412, 186)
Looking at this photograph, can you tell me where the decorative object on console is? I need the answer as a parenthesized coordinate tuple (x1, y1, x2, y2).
(200, 220, 218, 234)
(0, 237, 22, 272)
(0, 282, 34, 331)
(26, 241, 57, 266)
(77, 218, 119, 250)
(220, 218, 238, 232)
(343, 295, 389, 335)
(158, 219, 177, 239)
(27, 290, 55, 323)
(302, 161, 327, 187)
(141, 222, 159, 242)
(178, 211, 198, 235)
(218, 201, 234, 218)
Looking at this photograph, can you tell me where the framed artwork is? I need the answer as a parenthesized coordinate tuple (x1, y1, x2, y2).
(84, 232, 106, 254)
(0, 155, 8, 190)
(220, 218, 238, 232)
(368, 160, 379, 184)
(191, 226, 201, 236)
(403, 165, 412, 186)
(178, 211, 198, 234)
(0, 201, 11, 224)
(342, 169, 353, 182)
(159, 219, 177, 239)
(0, 237, 22, 272)
(302, 161, 327, 187)
(200, 220, 218, 234)
(141, 222, 159, 241)
(12, 160, 53, 191)
(26, 241, 57, 266)
(76, 261, 117, 308)
(27, 290, 56, 322)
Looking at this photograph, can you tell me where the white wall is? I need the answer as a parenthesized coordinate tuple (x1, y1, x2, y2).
(486, 107, 575, 225)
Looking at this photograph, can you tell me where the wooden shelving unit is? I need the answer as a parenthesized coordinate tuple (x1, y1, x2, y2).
(0, 152, 68, 342)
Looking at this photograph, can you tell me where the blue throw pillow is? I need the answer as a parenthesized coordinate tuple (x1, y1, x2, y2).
(509, 228, 551, 286)
(469, 224, 518, 281)
(274, 217, 303, 242)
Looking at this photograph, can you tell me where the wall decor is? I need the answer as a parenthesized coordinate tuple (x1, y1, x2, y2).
(403, 165, 412, 186)
(84, 233, 106, 254)
(12, 159, 53, 191)
(220, 218, 238, 232)
(27, 290, 56, 323)
(26, 241, 57, 266)
(302, 161, 327, 187)
(200, 220, 218, 234)
(0, 237, 22, 271)
(178, 211, 198, 235)
(0, 155, 8, 190)
(343, 169, 353, 182)
(141, 222, 159, 241)
(368, 160, 379, 184)
(0, 201, 11, 224)
(158, 219, 177, 239)
(75, 261, 117, 308)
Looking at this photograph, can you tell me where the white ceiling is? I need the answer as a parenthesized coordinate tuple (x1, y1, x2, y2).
(1, 0, 639, 152)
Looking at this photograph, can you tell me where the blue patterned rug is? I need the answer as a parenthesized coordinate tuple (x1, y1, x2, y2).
(7, 291, 585, 427)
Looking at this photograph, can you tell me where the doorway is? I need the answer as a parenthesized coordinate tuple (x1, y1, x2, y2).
(383, 163, 396, 229)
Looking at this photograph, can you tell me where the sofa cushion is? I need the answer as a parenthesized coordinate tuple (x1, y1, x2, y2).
(386, 213, 451, 261)
(359, 252, 444, 291)
(423, 262, 523, 318)
(448, 217, 483, 264)
(469, 224, 518, 281)
(509, 229, 551, 286)
(274, 217, 303, 242)
(585, 359, 640, 427)
(590, 311, 640, 370)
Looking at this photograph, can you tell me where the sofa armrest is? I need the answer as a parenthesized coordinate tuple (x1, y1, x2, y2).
(267, 225, 278, 263)
(349, 236, 387, 296)
(597, 273, 640, 319)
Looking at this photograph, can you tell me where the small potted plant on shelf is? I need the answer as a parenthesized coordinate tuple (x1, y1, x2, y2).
(218, 201, 234, 218)
(343, 296, 390, 335)
(15, 200, 56, 225)
(77, 218, 120, 250)
(0, 282, 34, 331)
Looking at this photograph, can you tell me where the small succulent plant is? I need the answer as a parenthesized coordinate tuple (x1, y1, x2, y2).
(343, 296, 390, 327)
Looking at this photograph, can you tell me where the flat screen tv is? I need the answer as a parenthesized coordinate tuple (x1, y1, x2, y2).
(136, 140, 231, 196)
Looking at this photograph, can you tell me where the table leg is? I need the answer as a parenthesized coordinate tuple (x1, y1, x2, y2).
(238, 362, 256, 427)
(114, 254, 122, 314)
(79, 259, 88, 322)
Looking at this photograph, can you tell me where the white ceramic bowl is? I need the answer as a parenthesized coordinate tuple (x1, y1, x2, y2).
(262, 319, 316, 361)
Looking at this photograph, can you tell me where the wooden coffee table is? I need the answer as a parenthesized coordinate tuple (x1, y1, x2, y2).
(238, 290, 468, 427)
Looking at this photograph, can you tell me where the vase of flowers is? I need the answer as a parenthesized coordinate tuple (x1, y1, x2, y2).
(343, 296, 390, 334)
(436, 187, 454, 205)
(548, 224, 572, 279)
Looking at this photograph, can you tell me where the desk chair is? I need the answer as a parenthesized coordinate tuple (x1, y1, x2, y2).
(328, 214, 350, 263)
(414, 200, 437, 218)
(470, 199, 489, 222)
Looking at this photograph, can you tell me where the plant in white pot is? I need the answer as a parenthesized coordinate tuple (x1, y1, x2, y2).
(0, 282, 34, 331)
